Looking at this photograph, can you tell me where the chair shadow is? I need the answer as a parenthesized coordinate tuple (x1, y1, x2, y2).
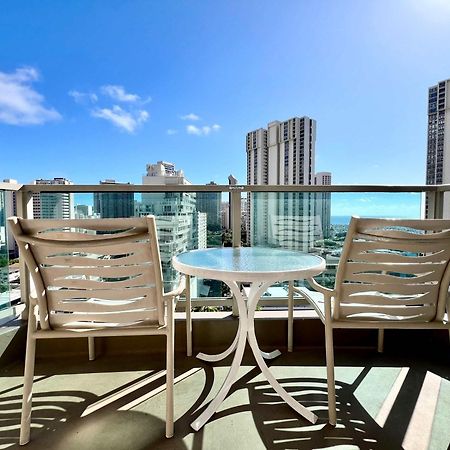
(179, 351, 446, 450)
(0, 372, 189, 450)
(246, 376, 400, 449)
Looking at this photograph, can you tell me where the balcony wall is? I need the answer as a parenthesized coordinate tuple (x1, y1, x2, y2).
(0, 182, 449, 366)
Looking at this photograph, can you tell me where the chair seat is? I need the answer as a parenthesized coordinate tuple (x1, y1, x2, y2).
(34, 319, 164, 336)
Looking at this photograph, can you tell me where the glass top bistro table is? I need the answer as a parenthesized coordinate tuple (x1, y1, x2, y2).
(172, 247, 326, 431)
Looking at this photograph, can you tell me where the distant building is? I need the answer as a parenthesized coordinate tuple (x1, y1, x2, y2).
(426, 79, 450, 218)
(196, 182, 221, 229)
(246, 117, 330, 251)
(221, 201, 230, 229)
(138, 162, 206, 290)
(74, 204, 93, 219)
(93, 180, 134, 218)
(32, 178, 74, 219)
(315, 172, 332, 186)
(143, 161, 189, 185)
(247, 118, 316, 186)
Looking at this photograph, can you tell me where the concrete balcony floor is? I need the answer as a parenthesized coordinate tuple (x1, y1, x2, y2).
(0, 318, 449, 450)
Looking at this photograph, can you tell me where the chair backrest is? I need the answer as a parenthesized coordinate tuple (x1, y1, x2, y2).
(333, 217, 450, 322)
(8, 216, 165, 330)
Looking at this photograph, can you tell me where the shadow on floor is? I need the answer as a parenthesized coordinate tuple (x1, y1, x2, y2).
(0, 346, 449, 449)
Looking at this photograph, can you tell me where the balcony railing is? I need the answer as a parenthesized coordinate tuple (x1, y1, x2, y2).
(1, 182, 449, 324)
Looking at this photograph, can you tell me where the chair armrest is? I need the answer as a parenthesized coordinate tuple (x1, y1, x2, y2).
(305, 277, 335, 298)
(163, 276, 186, 301)
(29, 293, 38, 306)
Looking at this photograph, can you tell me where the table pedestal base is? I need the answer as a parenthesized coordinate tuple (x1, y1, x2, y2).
(191, 280, 318, 432)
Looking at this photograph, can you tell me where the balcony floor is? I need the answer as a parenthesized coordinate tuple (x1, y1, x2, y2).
(0, 342, 449, 450)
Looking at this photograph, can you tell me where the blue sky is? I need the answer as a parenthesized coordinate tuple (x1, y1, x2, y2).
(1, 0, 450, 186)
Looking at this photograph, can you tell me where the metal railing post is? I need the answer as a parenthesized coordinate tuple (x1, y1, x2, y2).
(434, 190, 444, 219)
(16, 189, 33, 320)
(230, 190, 242, 248)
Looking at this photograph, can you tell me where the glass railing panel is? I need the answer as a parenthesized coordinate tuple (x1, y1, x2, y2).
(40, 191, 224, 295)
(22, 188, 427, 313)
(0, 190, 14, 325)
(249, 191, 423, 302)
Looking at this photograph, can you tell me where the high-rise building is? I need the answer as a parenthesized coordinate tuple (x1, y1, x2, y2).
(74, 204, 93, 219)
(426, 79, 450, 218)
(221, 201, 230, 229)
(138, 162, 207, 290)
(196, 182, 221, 229)
(32, 178, 74, 219)
(143, 161, 188, 185)
(247, 118, 316, 186)
(315, 172, 332, 186)
(246, 117, 329, 251)
(93, 180, 134, 218)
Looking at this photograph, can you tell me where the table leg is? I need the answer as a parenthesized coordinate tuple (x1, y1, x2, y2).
(191, 281, 249, 431)
(196, 283, 279, 362)
(247, 281, 318, 424)
(244, 282, 281, 360)
(196, 322, 240, 362)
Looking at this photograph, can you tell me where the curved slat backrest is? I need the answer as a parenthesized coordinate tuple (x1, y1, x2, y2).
(334, 217, 450, 322)
(8, 217, 165, 330)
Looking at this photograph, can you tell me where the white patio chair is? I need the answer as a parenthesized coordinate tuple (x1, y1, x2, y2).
(293, 217, 450, 425)
(8, 216, 184, 445)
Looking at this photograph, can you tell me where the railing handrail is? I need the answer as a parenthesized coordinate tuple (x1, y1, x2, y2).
(15, 183, 450, 193)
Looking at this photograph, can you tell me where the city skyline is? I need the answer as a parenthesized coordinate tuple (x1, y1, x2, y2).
(1, 1, 450, 187)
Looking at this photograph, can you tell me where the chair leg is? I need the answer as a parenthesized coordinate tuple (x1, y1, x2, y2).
(287, 281, 294, 352)
(324, 322, 336, 426)
(377, 329, 384, 353)
(20, 333, 36, 445)
(186, 275, 192, 357)
(166, 304, 175, 438)
(88, 337, 95, 361)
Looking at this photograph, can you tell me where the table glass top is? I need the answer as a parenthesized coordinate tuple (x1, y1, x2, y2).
(174, 247, 323, 274)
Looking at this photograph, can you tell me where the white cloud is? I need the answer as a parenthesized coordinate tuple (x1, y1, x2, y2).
(180, 113, 200, 121)
(0, 66, 61, 125)
(167, 129, 178, 135)
(101, 85, 151, 103)
(91, 105, 149, 133)
(68, 90, 98, 104)
(186, 124, 221, 136)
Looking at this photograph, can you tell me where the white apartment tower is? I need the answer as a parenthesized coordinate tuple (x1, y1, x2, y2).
(426, 79, 450, 218)
(315, 172, 332, 186)
(246, 117, 322, 251)
(247, 117, 316, 186)
(32, 178, 74, 219)
(139, 162, 206, 291)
